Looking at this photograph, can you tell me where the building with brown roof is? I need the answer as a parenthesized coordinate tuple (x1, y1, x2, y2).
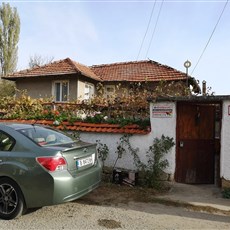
(91, 60, 200, 98)
(3, 58, 200, 101)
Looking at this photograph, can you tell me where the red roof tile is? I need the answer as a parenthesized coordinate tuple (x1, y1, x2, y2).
(4, 58, 188, 83)
(0, 120, 150, 135)
(5, 58, 101, 81)
(91, 60, 188, 82)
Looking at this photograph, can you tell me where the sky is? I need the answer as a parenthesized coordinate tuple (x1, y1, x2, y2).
(6, 0, 230, 95)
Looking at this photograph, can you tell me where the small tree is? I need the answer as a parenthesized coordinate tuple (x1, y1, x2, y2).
(28, 54, 54, 68)
(96, 140, 109, 169)
(0, 3, 20, 77)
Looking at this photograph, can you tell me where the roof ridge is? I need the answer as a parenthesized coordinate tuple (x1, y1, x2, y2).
(24, 57, 89, 75)
(31, 57, 71, 69)
(69, 59, 102, 81)
(71, 59, 94, 72)
(90, 60, 150, 68)
(64, 58, 82, 74)
(148, 59, 187, 76)
(91, 59, 186, 77)
(11, 58, 72, 75)
(90, 59, 187, 77)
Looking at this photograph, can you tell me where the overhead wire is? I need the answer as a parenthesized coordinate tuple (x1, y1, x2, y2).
(191, 0, 229, 75)
(136, 1, 157, 60)
(145, 0, 165, 59)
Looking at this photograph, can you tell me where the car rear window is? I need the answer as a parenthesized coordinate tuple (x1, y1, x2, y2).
(17, 126, 75, 146)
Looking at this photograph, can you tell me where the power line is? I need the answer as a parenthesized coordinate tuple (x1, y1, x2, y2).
(145, 0, 165, 59)
(191, 0, 229, 75)
(136, 1, 157, 60)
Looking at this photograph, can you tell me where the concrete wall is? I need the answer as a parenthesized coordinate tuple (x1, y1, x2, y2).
(220, 100, 230, 184)
(78, 101, 177, 177)
(15, 77, 85, 101)
(16, 78, 52, 98)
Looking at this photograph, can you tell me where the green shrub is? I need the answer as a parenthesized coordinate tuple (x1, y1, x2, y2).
(0, 80, 15, 98)
(142, 135, 175, 190)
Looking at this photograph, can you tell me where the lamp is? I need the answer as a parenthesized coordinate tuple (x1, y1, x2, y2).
(184, 60, 191, 87)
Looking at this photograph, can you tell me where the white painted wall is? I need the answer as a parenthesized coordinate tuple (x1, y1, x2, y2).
(69, 98, 230, 184)
(80, 132, 152, 170)
(220, 100, 230, 180)
(150, 102, 177, 175)
(77, 101, 177, 176)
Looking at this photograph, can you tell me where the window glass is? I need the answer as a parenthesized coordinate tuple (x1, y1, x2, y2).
(0, 131, 15, 151)
(84, 83, 94, 100)
(62, 81, 68, 101)
(53, 81, 69, 102)
(55, 82, 61, 101)
(17, 126, 75, 147)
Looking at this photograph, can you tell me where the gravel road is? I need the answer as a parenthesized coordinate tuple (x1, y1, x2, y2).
(1, 184, 230, 229)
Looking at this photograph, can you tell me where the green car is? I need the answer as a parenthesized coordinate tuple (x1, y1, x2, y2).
(0, 123, 102, 220)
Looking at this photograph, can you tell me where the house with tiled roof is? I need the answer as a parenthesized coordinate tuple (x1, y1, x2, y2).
(91, 60, 200, 98)
(4, 58, 101, 101)
(3, 58, 200, 101)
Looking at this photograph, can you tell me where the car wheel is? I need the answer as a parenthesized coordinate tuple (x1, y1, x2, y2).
(0, 178, 25, 220)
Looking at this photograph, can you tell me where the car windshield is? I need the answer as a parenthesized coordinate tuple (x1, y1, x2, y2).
(17, 126, 75, 146)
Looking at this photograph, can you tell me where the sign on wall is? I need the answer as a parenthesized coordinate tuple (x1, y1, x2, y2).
(152, 105, 173, 118)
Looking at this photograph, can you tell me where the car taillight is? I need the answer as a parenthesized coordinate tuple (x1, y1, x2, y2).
(36, 156, 67, 172)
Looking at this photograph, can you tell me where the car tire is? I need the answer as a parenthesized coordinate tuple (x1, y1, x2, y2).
(0, 178, 26, 220)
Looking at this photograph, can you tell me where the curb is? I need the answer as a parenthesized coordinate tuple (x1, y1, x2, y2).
(153, 196, 230, 216)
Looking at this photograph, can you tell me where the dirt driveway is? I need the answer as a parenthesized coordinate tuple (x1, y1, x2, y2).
(1, 183, 230, 229)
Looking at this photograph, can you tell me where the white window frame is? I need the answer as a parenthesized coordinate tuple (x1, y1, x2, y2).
(84, 82, 94, 100)
(52, 80, 69, 102)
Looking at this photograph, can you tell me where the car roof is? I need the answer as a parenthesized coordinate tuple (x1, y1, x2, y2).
(0, 122, 41, 130)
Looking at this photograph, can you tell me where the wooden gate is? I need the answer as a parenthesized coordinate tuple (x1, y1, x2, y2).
(175, 103, 215, 184)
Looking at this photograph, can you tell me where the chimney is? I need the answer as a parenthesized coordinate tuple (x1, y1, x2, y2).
(202, 80, 206, 95)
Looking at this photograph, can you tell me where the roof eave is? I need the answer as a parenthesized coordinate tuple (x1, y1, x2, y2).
(155, 95, 230, 102)
(2, 72, 77, 80)
(1, 77, 16, 81)
(78, 72, 102, 82)
(3, 71, 102, 82)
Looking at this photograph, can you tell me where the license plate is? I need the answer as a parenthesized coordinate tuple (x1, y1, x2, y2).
(77, 156, 93, 168)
